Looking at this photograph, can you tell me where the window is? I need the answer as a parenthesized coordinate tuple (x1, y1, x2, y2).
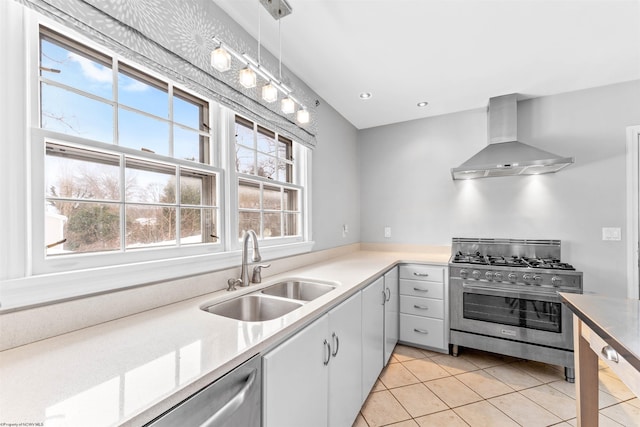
(38, 27, 218, 258)
(234, 116, 303, 242)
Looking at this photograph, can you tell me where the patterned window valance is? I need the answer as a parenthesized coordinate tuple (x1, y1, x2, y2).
(17, 0, 318, 148)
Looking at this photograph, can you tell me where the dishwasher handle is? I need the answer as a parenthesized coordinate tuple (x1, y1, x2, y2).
(200, 369, 257, 427)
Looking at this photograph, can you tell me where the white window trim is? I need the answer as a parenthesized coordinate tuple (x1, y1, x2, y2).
(0, 8, 314, 311)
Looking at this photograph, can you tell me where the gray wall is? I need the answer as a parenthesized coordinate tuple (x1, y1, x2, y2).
(312, 99, 361, 250)
(358, 80, 640, 297)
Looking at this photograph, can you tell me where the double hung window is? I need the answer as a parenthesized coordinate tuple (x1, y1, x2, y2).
(234, 116, 303, 242)
(38, 27, 219, 259)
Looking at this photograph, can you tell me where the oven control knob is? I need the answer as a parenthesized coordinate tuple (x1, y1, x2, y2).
(460, 269, 468, 279)
(507, 273, 518, 282)
(485, 271, 494, 280)
(533, 275, 543, 285)
(472, 270, 481, 280)
(493, 272, 503, 281)
(523, 273, 532, 282)
(551, 276, 563, 287)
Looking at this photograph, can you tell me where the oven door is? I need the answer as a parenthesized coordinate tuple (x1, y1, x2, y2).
(450, 280, 573, 350)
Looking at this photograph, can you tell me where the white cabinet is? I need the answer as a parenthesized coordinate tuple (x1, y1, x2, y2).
(263, 314, 328, 427)
(383, 267, 399, 365)
(263, 293, 362, 427)
(361, 276, 384, 403)
(328, 293, 362, 427)
(399, 264, 448, 352)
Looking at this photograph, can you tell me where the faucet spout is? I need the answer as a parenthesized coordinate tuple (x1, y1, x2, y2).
(240, 230, 261, 286)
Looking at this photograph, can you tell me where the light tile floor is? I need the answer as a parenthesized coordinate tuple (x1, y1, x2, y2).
(354, 344, 640, 427)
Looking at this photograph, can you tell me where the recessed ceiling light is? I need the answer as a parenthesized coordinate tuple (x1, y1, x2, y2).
(359, 92, 372, 100)
(417, 101, 429, 107)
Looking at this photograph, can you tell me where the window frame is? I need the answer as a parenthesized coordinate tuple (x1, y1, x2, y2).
(32, 23, 223, 274)
(228, 113, 310, 250)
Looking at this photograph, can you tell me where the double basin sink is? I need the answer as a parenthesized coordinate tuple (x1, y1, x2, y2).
(202, 280, 337, 322)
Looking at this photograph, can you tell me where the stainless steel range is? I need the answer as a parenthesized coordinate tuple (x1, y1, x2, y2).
(448, 238, 583, 382)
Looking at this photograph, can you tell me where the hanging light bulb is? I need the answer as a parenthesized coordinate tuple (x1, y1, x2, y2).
(296, 108, 310, 124)
(281, 97, 295, 114)
(262, 83, 278, 103)
(211, 46, 231, 72)
(239, 66, 257, 88)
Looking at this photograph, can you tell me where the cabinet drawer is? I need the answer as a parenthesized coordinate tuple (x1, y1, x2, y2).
(582, 323, 640, 398)
(399, 279, 443, 299)
(400, 265, 444, 283)
(400, 295, 443, 319)
(399, 314, 444, 350)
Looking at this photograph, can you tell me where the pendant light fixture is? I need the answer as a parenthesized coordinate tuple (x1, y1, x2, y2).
(276, 18, 295, 115)
(255, 4, 278, 103)
(262, 83, 278, 102)
(239, 66, 257, 88)
(210, 0, 311, 125)
(211, 45, 231, 72)
(296, 108, 310, 124)
(281, 96, 295, 114)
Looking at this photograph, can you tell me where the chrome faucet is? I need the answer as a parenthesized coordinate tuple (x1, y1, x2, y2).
(240, 230, 261, 287)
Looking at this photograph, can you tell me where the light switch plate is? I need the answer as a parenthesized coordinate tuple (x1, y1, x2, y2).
(602, 227, 621, 241)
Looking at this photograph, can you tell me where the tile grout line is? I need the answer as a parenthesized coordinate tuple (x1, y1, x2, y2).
(359, 346, 640, 427)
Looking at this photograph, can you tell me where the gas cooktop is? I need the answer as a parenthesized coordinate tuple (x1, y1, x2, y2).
(451, 252, 576, 270)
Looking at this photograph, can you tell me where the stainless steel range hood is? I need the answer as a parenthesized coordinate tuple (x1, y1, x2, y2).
(451, 94, 574, 180)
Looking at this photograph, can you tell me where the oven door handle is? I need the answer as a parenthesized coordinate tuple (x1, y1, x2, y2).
(461, 282, 558, 300)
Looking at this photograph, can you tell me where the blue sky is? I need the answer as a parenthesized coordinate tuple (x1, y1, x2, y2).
(40, 38, 202, 160)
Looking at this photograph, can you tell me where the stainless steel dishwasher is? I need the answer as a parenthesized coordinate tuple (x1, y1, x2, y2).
(145, 355, 261, 427)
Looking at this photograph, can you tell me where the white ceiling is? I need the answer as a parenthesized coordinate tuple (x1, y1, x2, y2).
(213, 0, 640, 130)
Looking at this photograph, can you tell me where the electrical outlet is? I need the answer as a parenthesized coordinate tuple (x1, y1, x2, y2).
(602, 227, 621, 241)
(342, 224, 348, 238)
(384, 227, 391, 238)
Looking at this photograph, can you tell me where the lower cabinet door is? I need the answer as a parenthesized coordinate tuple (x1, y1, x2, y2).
(384, 267, 399, 365)
(361, 276, 385, 402)
(263, 315, 329, 427)
(399, 313, 444, 350)
(328, 292, 363, 427)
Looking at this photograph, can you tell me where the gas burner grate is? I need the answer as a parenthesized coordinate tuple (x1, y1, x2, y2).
(451, 252, 576, 270)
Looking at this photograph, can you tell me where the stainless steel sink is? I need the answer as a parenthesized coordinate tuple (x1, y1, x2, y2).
(203, 295, 303, 322)
(261, 280, 336, 302)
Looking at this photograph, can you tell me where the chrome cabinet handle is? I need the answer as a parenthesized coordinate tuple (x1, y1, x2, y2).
(601, 345, 619, 363)
(331, 332, 340, 357)
(413, 272, 429, 277)
(200, 369, 257, 427)
(414, 328, 429, 334)
(413, 304, 429, 310)
(385, 287, 391, 302)
(323, 339, 332, 366)
(413, 287, 429, 292)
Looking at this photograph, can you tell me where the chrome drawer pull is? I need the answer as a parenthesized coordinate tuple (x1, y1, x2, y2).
(601, 345, 619, 363)
(413, 287, 429, 292)
(414, 328, 429, 334)
(413, 272, 429, 277)
(413, 304, 429, 310)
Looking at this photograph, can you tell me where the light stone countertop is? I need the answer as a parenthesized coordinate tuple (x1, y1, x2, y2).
(0, 250, 449, 427)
